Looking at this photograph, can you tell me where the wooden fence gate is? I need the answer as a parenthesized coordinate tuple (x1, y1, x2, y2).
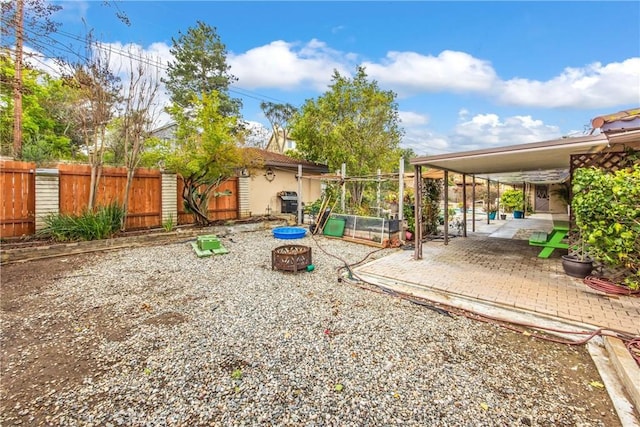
(0, 161, 36, 238)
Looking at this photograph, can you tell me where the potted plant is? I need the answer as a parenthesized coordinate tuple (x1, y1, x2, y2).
(561, 238, 593, 278)
(501, 189, 524, 219)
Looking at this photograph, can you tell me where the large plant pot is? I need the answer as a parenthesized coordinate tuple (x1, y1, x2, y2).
(561, 255, 593, 278)
(513, 210, 524, 219)
(488, 211, 497, 220)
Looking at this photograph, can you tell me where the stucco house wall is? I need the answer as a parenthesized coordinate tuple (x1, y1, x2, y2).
(243, 148, 328, 217)
(247, 167, 324, 216)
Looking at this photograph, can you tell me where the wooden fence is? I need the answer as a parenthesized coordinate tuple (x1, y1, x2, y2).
(0, 160, 36, 238)
(58, 164, 163, 230)
(176, 178, 239, 225)
(0, 161, 239, 238)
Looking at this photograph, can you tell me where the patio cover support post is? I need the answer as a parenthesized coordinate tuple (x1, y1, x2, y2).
(462, 174, 467, 237)
(487, 179, 491, 224)
(398, 157, 404, 222)
(472, 175, 476, 232)
(414, 165, 423, 260)
(444, 170, 449, 245)
(522, 182, 526, 218)
(376, 168, 381, 216)
(341, 163, 346, 212)
(497, 181, 501, 217)
(297, 164, 303, 225)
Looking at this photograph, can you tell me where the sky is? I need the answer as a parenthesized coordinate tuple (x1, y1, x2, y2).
(24, 1, 640, 155)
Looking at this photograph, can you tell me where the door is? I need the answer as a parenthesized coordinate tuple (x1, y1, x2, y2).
(535, 184, 549, 211)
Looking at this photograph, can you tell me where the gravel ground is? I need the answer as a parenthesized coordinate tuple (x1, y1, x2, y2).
(1, 228, 621, 426)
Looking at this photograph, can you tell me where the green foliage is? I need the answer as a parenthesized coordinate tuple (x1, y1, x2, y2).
(21, 132, 72, 165)
(290, 66, 404, 210)
(551, 182, 571, 205)
(39, 202, 125, 241)
(401, 180, 442, 235)
(163, 21, 241, 118)
(572, 165, 640, 289)
(231, 368, 242, 380)
(163, 92, 243, 226)
(422, 179, 443, 235)
(500, 189, 524, 213)
(162, 214, 175, 232)
(1, 51, 75, 158)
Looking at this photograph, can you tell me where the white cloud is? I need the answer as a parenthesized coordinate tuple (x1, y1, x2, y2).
(399, 111, 565, 154)
(498, 58, 640, 108)
(449, 113, 562, 151)
(228, 39, 353, 91)
(51, 0, 89, 24)
(399, 110, 429, 126)
(402, 129, 450, 156)
(363, 50, 498, 96)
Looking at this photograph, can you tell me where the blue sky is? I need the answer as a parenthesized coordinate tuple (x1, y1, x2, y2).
(33, 1, 640, 154)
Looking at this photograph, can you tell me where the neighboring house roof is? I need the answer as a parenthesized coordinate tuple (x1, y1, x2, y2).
(591, 108, 640, 133)
(244, 148, 329, 174)
(149, 122, 177, 140)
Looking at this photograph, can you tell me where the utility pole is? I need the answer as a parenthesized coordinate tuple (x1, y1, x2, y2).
(12, 0, 24, 158)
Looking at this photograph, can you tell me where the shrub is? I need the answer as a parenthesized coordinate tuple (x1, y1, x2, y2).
(500, 189, 524, 213)
(572, 165, 640, 289)
(40, 202, 125, 241)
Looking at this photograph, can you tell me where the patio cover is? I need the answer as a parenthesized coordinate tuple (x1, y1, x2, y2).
(410, 134, 609, 184)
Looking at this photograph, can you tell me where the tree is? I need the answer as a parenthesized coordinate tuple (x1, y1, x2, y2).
(163, 21, 241, 118)
(164, 92, 243, 226)
(260, 101, 297, 153)
(66, 39, 121, 210)
(0, 49, 73, 161)
(118, 47, 161, 230)
(1, 0, 61, 158)
(290, 66, 404, 208)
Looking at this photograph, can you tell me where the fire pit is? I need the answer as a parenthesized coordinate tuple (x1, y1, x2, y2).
(272, 245, 312, 273)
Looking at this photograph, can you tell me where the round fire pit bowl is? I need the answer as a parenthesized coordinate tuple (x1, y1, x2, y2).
(272, 245, 312, 273)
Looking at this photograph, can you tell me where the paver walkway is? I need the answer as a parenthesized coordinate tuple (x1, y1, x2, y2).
(354, 214, 640, 336)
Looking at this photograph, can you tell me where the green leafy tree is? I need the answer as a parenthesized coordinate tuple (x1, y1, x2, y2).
(0, 49, 73, 161)
(260, 101, 297, 153)
(164, 92, 243, 226)
(290, 66, 404, 209)
(163, 21, 241, 118)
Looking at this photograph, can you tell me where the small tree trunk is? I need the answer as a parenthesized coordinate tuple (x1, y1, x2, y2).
(121, 168, 135, 230)
(182, 180, 210, 226)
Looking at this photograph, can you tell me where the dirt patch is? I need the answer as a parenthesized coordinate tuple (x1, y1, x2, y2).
(0, 255, 146, 423)
(142, 311, 189, 326)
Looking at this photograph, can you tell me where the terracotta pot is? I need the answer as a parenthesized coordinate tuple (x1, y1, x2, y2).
(561, 255, 593, 278)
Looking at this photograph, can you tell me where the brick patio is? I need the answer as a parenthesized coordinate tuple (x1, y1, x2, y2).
(354, 215, 640, 336)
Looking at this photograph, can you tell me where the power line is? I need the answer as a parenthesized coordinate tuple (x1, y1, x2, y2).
(21, 25, 294, 107)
